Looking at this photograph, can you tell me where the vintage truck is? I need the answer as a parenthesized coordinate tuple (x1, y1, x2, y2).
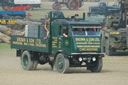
(88, 2, 120, 16)
(102, 0, 128, 55)
(11, 12, 104, 73)
(52, 0, 84, 10)
(52, 0, 100, 10)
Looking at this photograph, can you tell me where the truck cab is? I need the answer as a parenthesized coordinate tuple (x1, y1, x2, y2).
(51, 19, 102, 54)
(50, 18, 104, 73)
(89, 2, 120, 16)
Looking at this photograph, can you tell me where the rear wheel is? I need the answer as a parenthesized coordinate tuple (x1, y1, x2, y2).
(68, 0, 80, 10)
(55, 53, 69, 73)
(87, 57, 103, 72)
(21, 51, 34, 70)
(52, 3, 61, 10)
(21, 51, 38, 70)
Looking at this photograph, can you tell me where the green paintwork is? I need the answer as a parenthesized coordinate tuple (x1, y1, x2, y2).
(11, 12, 102, 56)
(72, 36, 101, 53)
(11, 36, 49, 53)
(51, 22, 102, 55)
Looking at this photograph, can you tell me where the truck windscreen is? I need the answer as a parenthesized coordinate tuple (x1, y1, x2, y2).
(71, 26, 101, 36)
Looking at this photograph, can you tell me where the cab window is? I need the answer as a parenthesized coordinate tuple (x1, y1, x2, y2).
(72, 26, 100, 36)
(63, 27, 68, 37)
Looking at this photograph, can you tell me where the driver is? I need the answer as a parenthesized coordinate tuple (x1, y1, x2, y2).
(63, 28, 68, 37)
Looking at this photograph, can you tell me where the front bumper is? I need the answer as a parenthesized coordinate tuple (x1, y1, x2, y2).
(71, 52, 104, 57)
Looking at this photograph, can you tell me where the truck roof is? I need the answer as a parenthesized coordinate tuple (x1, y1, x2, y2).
(52, 19, 102, 27)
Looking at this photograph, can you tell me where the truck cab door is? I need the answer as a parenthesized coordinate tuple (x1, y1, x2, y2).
(59, 26, 70, 50)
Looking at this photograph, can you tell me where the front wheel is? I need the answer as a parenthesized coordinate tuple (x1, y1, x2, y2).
(55, 53, 69, 73)
(87, 57, 103, 72)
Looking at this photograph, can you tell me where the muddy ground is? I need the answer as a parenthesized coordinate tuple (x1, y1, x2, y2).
(0, 44, 128, 85)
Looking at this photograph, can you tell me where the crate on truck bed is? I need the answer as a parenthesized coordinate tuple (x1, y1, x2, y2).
(24, 25, 46, 38)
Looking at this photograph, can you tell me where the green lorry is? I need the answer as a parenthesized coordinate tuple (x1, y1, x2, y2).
(11, 12, 104, 73)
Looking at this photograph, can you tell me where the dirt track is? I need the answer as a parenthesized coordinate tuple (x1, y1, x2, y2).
(0, 1, 128, 85)
(0, 48, 128, 85)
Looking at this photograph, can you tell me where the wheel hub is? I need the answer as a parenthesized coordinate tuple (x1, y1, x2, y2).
(58, 61, 63, 69)
(23, 55, 28, 67)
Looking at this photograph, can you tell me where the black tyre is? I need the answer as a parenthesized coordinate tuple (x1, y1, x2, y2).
(52, 3, 61, 10)
(92, 58, 103, 72)
(55, 53, 69, 73)
(21, 51, 34, 70)
(87, 57, 103, 72)
(52, 3, 56, 9)
(68, 0, 80, 10)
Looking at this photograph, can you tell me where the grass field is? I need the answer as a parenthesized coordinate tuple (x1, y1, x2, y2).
(0, 43, 10, 49)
